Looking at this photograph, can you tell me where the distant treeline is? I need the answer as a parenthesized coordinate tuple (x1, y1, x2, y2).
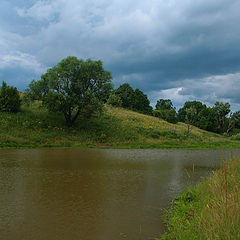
(0, 56, 239, 135)
(107, 83, 240, 135)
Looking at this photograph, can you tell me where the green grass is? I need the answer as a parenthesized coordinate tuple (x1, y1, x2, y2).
(0, 103, 239, 149)
(158, 156, 240, 240)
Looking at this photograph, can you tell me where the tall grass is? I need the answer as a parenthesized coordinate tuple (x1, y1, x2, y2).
(158, 156, 240, 240)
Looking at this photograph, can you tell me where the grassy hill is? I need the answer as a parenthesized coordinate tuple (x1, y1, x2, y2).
(0, 103, 239, 149)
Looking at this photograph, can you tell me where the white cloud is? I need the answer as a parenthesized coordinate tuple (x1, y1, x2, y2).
(17, 1, 62, 21)
(149, 72, 240, 111)
(0, 51, 45, 74)
(0, 0, 240, 100)
(9, 0, 240, 67)
(149, 87, 190, 109)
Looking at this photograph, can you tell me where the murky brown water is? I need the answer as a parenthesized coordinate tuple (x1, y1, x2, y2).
(0, 148, 239, 240)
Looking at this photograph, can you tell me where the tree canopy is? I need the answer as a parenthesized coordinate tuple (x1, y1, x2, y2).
(0, 81, 21, 113)
(213, 101, 231, 133)
(133, 88, 152, 114)
(177, 100, 236, 134)
(27, 56, 113, 125)
(154, 99, 177, 123)
(114, 83, 152, 114)
(153, 109, 178, 123)
(178, 101, 206, 123)
(114, 83, 135, 109)
(155, 99, 174, 110)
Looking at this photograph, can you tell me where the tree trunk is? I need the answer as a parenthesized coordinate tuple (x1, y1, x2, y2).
(71, 109, 80, 124)
(64, 112, 72, 126)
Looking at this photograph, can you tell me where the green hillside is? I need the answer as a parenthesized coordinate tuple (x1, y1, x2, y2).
(0, 103, 239, 149)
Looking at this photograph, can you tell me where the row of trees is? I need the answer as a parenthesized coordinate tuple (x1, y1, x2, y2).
(178, 101, 240, 134)
(24, 57, 153, 124)
(1, 56, 239, 135)
(107, 83, 152, 114)
(152, 99, 240, 134)
(108, 84, 240, 135)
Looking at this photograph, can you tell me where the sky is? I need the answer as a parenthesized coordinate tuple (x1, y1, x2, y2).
(1, 0, 240, 110)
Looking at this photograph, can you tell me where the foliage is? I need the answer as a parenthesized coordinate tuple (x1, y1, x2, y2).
(185, 107, 197, 135)
(0, 81, 21, 113)
(115, 83, 135, 109)
(25, 78, 49, 101)
(196, 107, 218, 132)
(178, 101, 206, 124)
(177, 101, 235, 134)
(133, 88, 152, 114)
(156, 99, 174, 111)
(233, 111, 240, 129)
(107, 93, 123, 107)
(230, 133, 240, 140)
(213, 101, 231, 134)
(97, 81, 113, 103)
(153, 109, 178, 123)
(26, 56, 112, 125)
(114, 83, 152, 114)
(1, 103, 239, 149)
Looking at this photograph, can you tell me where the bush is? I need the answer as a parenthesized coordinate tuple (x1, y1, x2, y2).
(230, 133, 240, 140)
(0, 81, 21, 112)
(107, 93, 122, 107)
(153, 109, 178, 123)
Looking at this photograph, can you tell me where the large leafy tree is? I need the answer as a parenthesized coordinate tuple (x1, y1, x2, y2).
(178, 100, 220, 132)
(154, 99, 177, 123)
(213, 101, 231, 133)
(155, 99, 174, 110)
(27, 56, 113, 125)
(114, 83, 152, 114)
(133, 88, 152, 114)
(197, 107, 218, 132)
(115, 83, 135, 109)
(178, 101, 207, 124)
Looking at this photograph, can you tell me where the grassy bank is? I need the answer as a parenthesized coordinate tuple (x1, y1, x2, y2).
(158, 156, 240, 240)
(0, 103, 239, 149)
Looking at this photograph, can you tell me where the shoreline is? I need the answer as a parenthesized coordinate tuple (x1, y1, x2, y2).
(158, 157, 240, 240)
(0, 143, 240, 150)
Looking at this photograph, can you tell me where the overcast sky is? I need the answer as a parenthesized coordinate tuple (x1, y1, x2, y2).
(1, 0, 240, 110)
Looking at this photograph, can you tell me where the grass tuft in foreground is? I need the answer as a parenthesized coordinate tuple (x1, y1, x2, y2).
(158, 156, 240, 240)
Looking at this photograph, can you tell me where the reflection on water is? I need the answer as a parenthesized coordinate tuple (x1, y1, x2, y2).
(0, 148, 239, 240)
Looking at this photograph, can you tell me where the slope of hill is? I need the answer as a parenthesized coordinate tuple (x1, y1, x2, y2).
(0, 104, 239, 149)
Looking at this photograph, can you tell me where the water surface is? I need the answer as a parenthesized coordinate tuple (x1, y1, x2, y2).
(0, 148, 238, 240)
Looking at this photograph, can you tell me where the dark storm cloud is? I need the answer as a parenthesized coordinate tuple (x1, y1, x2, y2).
(1, 0, 240, 109)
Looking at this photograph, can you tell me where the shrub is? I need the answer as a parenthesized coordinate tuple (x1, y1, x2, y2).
(153, 109, 178, 123)
(107, 93, 122, 107)
(230, 133, 240, 140)
(0, 81, 21, 112)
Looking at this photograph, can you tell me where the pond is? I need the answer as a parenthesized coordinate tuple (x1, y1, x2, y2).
(0, 148, 239, 240)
